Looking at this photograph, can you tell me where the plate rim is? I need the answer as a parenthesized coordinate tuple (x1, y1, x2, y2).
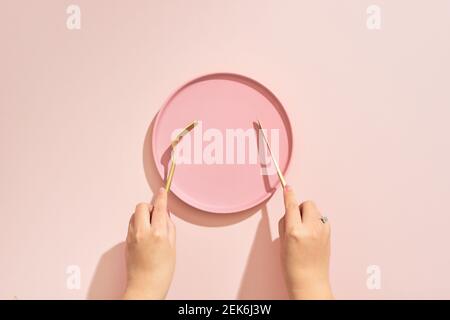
(151, 72, 294, 214)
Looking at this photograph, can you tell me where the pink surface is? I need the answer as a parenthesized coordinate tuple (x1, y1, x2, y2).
(1, 1, 450, 299)
(152, 73, 292, 213)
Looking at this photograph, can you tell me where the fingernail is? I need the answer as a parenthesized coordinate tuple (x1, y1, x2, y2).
(159, 187, 166, 194)
(284, 184, 292, 191)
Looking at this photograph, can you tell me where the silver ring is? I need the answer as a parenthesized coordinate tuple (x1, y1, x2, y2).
(320, 216, 328, 224)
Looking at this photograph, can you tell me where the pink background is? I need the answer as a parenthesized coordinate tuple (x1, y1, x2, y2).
(1, 0, 450, 299)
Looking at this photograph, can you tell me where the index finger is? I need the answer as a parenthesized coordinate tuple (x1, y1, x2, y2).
(283, 185, 302, 227)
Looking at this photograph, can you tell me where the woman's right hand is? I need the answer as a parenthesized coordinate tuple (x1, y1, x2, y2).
(279, 185, 333, 299)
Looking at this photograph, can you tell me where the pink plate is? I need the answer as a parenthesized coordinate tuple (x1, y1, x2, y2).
(152, 73, 293, 213)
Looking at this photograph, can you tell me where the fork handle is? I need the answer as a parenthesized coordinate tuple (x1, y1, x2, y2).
(165, 159, 176, 192)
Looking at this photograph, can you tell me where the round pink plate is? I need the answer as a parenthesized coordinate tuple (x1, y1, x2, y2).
(152, 73, 293, 213)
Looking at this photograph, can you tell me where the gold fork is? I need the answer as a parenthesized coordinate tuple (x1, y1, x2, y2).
(165, 120, 199, 192)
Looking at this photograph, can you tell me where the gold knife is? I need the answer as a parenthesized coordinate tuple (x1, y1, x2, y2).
(256, 119, 287, 188)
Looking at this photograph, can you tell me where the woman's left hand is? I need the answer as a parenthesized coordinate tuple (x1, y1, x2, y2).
(123, 188, 176, 300)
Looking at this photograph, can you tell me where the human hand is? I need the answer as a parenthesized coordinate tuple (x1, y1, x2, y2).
(123, 187, 176, 300)
(279, 185, 333, 299)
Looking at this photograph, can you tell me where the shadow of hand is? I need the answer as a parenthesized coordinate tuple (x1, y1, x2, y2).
(237, 206, 288, 299)
(87, 242, 126, 300)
